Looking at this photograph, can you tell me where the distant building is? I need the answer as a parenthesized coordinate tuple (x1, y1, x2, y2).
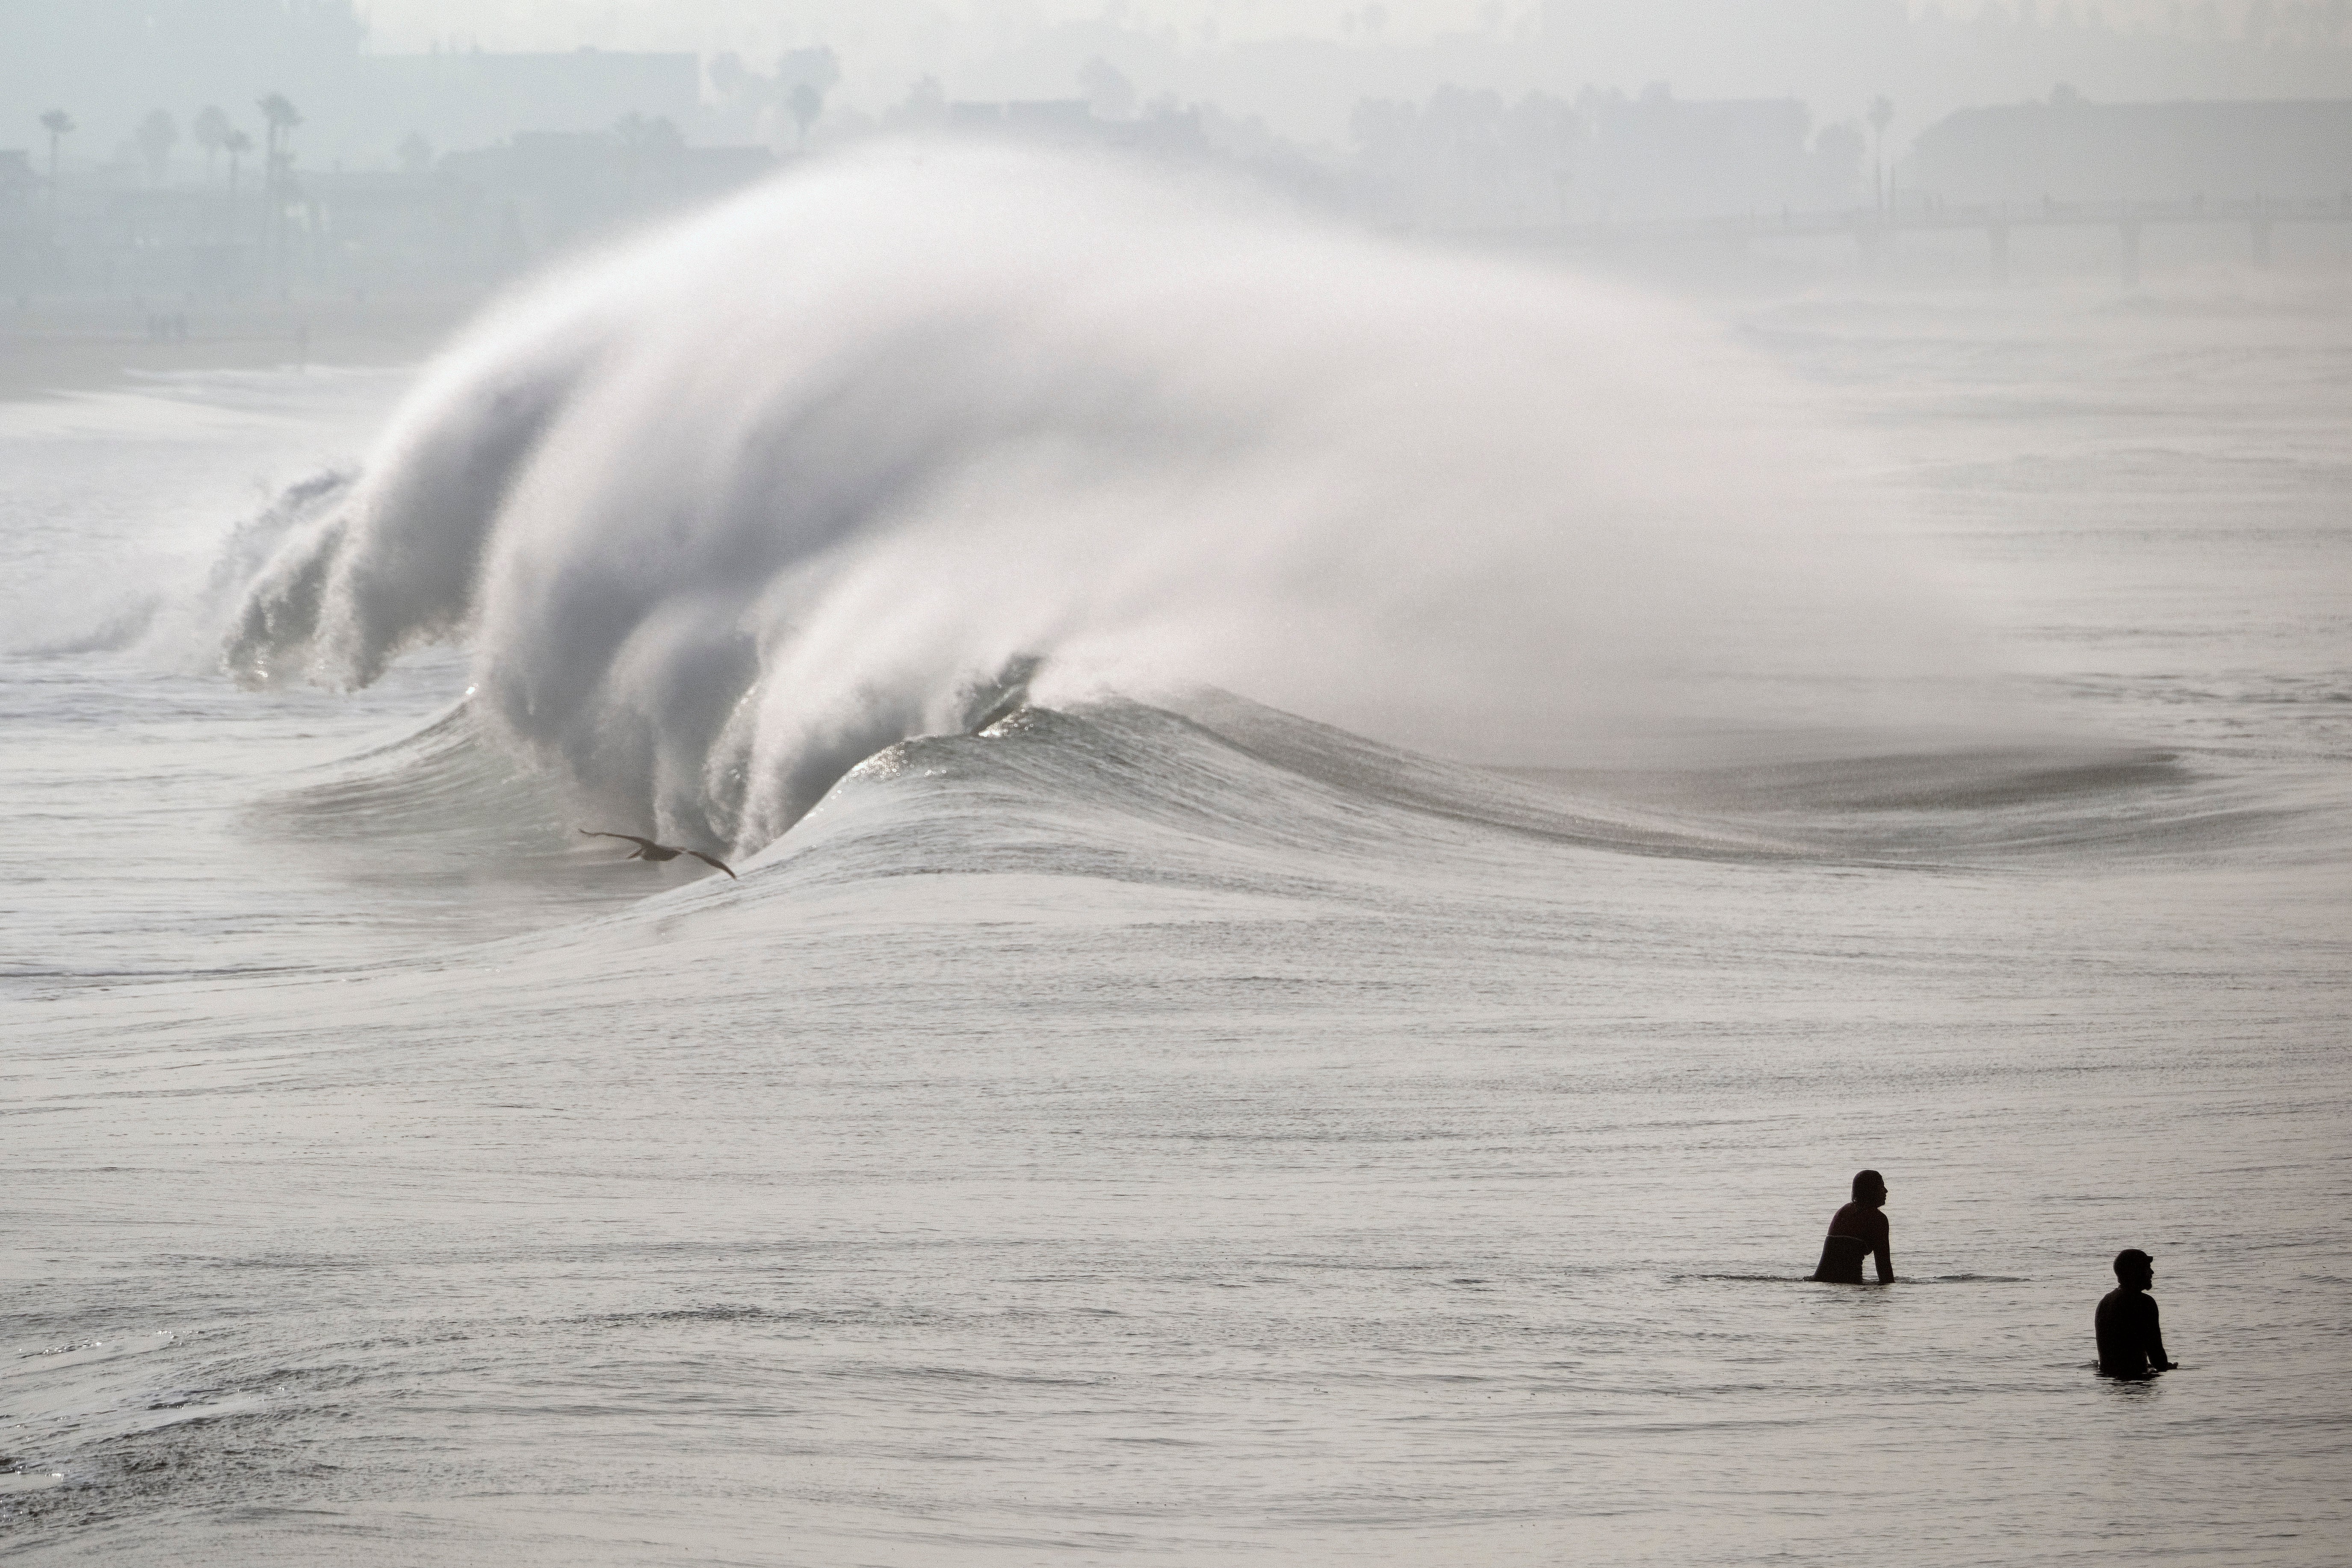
(0, 10, 767, 295)
(0, 0, 368, 157)
(0, 0, 706, 168)
(1581, 91, 1853, 220)
(0, 149, 38, 284)
(0, 149, 35, 206)
(0, 129, 774, 297)
(436, 132, 774, 263)
(1351, 84, 1862, 230)
(941, 100, 1211, 159)
(351, 50, 704, 161)
(949, 100, 1094, 133)
(1906, 97, 2352, 205)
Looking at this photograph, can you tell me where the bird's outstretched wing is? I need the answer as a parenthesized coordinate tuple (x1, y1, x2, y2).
(580, 829, 658, 850)
(686, 850, 738, 879)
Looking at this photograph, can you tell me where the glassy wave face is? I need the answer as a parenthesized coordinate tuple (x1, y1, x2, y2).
(275, 686, 2286, 904)
(222, 141, 1997, 861)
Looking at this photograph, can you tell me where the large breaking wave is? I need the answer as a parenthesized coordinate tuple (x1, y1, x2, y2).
(224, 140, 1993, 858)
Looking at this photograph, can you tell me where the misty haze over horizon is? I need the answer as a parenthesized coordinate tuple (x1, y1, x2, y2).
(5, 2, 2350, 1565)
(8, 0, 2352, 165)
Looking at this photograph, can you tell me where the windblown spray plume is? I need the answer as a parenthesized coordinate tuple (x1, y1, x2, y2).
(225, 142, 1979, 856)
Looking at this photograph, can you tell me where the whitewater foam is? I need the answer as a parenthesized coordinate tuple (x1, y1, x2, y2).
(223, 140, 1994, 860)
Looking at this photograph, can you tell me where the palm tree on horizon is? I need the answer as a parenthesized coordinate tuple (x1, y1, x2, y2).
(1868, 95, 1895, 213)
(257, 94, 303, 286)
(257, 93, 301, 150)
(193, 105, 233, 186)
(224, 127, 254, 205)
(257, 92, 303, 192)
(38, 109, 74, 215)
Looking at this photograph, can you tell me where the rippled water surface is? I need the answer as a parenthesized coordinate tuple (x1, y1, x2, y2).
(4, 276, 2349, 1565)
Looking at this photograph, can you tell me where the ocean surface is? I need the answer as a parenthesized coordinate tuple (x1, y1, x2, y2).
(4, 152, 2348, 1565)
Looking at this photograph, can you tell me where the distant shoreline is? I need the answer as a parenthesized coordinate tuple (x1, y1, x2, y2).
(0, 294, 485, 403)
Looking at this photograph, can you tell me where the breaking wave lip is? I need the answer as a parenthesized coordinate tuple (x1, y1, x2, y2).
(864, 696, 2291, 873)
(212, 137, 2026, 867)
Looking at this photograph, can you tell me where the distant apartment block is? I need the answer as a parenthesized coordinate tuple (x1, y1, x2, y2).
(1907, 97, 2352, 205)
(0, 148, 34, 206)
(941, 100, 1214, 160)
(0, 0, 704, 168)
(351, 50, 703, 158)
(437, 133, 775, 263)
(0, 148, 36, 280)
(1350, 84, 1864, 230)
(1581, 93, 1855, 219)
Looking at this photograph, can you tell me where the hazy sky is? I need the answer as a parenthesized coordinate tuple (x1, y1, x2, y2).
(341, 0, 2344, 148)
(358, 1, 2217, 54)
(361, 4, 1628, 52)
(9, 1, 2329, 166)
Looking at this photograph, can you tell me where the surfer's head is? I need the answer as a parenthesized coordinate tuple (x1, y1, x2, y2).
(1852, 1169, 1887, 1205)
(2113, 1248, 2154, 1289)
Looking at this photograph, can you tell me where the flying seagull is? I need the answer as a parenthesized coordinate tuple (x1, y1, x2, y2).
(579, 829, 737, 878)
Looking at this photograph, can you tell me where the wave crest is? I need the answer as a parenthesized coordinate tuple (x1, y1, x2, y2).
(224, 140, 1986, 856)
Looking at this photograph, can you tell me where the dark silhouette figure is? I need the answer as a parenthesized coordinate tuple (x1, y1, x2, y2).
(1810, 1169, 1894, 1283)
(579, 829, 736, 878)
(2095, 1249, 2176, 1378)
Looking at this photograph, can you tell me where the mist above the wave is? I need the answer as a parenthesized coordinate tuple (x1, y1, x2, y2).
(223, 139, 1991, 854)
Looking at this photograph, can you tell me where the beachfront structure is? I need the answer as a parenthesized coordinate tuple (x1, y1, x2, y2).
(0, 130, 775, 297)
(0, 0, 700, 168)
(1905, 95, 2352, 206)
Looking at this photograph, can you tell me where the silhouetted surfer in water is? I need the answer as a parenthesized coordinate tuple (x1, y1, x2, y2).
(579, 830, 737, 878)
(1809, 1169, 1894, 1283)
(2095, 1249, 2177, 1379)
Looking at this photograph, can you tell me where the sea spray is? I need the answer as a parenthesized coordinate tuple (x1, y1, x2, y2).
(223, 139, 1987, 856)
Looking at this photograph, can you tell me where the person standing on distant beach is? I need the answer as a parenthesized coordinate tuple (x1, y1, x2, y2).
(1809, 1169, 1894, 1284)
(2095, 1249, 2177, 1378)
